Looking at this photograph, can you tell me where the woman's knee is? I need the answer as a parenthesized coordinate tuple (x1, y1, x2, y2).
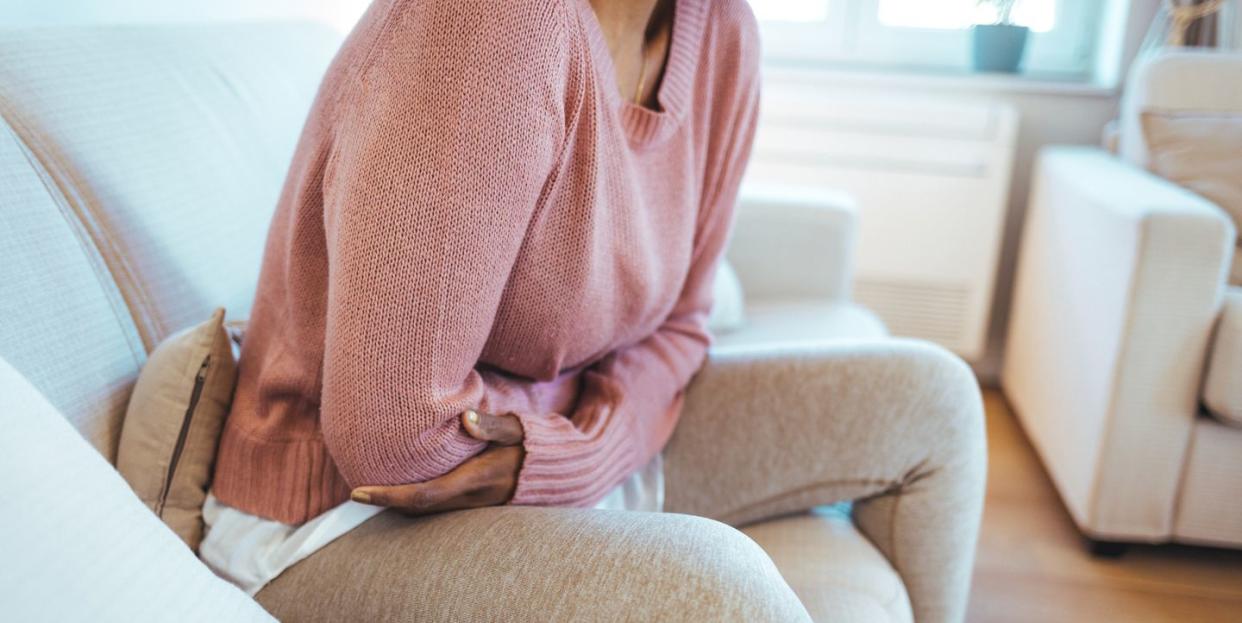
(637, 513, 810, 622)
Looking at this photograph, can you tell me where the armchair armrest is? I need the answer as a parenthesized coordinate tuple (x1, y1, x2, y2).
(1003, 146, 1235, 540)
(727, 186, 857, 304)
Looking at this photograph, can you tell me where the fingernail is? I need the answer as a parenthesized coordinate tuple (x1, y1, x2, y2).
(465, 410, 479, 424)
(351, 489, 372, 504)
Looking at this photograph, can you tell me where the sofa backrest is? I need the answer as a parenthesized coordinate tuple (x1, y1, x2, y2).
(1118, 49, 1242, 168)
(0, 22, 342, 461)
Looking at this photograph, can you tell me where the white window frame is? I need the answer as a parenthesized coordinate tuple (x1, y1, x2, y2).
(755, 0, 1105, 79)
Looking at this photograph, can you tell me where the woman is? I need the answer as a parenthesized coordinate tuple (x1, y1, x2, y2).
(205, 0, 982, 620)
(204, 0, 758, 592)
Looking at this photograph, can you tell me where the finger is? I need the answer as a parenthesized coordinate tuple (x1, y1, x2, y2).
(352, 479, 466, 514)
(462, 409, 524, 446)
(351, 482, 436, 510)
(350, 447, 521, 514)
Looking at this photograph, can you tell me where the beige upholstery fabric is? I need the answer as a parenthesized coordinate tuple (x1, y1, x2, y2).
(1204, 288, 1242, 426)
(1005, 147, 1234, 540)
(117, 308, 238, 550)
(0, 358, 273, 622)
(258, 508, 811, 622)
(1173, 418, 1242, 547)
(1142, 111, 1242, 284)
(0, 23, 339, 351)
(667, 339, 985, 623)
(0, 119, 144, 461)
(742, 509, 913, 623)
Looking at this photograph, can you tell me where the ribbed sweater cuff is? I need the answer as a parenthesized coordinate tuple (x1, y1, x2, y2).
(509, 412, 637, 507)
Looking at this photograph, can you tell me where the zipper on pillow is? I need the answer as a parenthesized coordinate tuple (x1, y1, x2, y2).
(156, 355, 211, 517)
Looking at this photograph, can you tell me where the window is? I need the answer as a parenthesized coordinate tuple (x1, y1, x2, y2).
(749, 0, 1103, 78)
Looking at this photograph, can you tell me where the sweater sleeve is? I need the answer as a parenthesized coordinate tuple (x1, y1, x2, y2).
(319, 0, 569, 489)
(510, 17, 763, 507)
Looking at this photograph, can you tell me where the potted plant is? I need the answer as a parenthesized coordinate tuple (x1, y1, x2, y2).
(972, 0, 1029, 73)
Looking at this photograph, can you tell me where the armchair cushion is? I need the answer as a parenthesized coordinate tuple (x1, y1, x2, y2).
(1142, 111, 1242, 284)
(742, 508, 913, 623)
(1204, 287, 1242, 427)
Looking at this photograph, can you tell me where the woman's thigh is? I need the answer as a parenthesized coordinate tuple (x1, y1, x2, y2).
(257, 507, 810, 622)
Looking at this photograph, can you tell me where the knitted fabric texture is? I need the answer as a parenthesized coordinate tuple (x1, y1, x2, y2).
(212, 0, 761, 524)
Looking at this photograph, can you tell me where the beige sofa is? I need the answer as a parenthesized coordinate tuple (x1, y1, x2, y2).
(1004, 49, 1242, 550)
(0, 22, 984, 621)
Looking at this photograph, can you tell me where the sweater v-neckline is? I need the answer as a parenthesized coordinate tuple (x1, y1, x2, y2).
(574, 0, 706, 147)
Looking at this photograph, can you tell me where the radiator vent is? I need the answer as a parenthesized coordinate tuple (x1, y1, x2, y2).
(854, 278, 972, 348)
(745, 83, 1018, 360)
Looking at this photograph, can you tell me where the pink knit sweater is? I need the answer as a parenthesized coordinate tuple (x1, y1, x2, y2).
(212, 0, 760, 524)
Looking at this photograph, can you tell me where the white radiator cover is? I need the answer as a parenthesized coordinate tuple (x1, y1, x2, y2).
(745, 81, 1018, 360)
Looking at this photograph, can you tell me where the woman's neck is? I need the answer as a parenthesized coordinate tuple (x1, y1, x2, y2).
(589, 0, 674, 107)
(589, 0, 662, 43)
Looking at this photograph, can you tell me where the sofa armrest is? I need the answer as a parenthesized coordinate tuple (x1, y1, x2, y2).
(727, 186, 857, 304)
(1003, 146, 1234, 540)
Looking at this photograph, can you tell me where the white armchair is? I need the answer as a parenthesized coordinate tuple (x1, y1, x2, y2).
(1003, 49, 1242, 550)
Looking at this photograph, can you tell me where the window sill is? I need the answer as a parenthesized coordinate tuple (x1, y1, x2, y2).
(762, 62, 1119, 98)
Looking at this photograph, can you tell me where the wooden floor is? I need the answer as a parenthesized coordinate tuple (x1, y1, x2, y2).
(966, 391, 1242, 622)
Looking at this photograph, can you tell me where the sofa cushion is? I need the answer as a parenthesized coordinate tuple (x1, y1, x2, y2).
(117, 308, 239, 550)
(0, 357, 272, 622)
(1142, 111, 1242, 284)
(0, 119, 143, 461)
(742, 507, 913, 623)
(0, 23, 341, 350)
(1173, 417, 1242, 546)
(1204, 287, 1242, 427)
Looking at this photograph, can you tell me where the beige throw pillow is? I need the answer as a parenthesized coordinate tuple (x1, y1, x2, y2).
(117, 308, 238, 551)
(1142, 111, 1242, 284)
